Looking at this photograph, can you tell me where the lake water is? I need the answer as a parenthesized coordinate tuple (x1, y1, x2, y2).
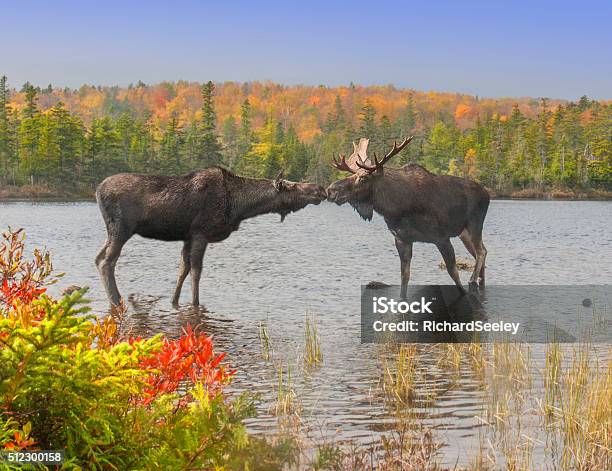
(1, 200, 611, 467)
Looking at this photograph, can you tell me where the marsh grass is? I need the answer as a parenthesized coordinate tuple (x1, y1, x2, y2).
(273, 363, 299, 416)
(259, 319, 273, 361)
(436, 343, 463, 371)
(304, 314, 323, 368)
(380, 344, 419, 411)
(544, 341, 562, 419)
(255, 315, 610, 470)
(434, 343, 488, 382)
(310, 424, 443, 470)
(555, 344, 611, 470)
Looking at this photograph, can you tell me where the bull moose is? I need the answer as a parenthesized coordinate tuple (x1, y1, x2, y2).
(326, 137, 489, 297)
(96, 166, 326, 307)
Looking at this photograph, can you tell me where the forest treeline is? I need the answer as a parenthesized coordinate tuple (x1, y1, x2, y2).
(0, 76, 610, 196)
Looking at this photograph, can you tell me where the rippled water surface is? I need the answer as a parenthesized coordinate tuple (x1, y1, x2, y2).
(2, 199, 611, 466)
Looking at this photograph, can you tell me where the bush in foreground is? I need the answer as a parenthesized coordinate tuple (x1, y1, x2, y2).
(0, 228, 295, 470)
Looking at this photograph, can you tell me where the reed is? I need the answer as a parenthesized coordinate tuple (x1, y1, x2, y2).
(258, 319, 273, 361)
(304, 314, 323, 367)
(467, 342, 488, 379)
(491, 342, 531, 390)
(436, 343, 463, 371)
(557, 344, 611, 470)
(381, 344, 418, 409)
(543, 341, 562, 419)
(273, 363, 298, 416)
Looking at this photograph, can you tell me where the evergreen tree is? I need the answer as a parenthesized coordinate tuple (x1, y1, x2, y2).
(423, 120, 459, 173)
(401, 94, 417, 136)
(161, 112, 183, 173)
(23, 83, 38, 119)
(284, 126, 309, 180)
(0, 76, 11, 180)
(0, 78, 609, 195)
(378, 115, 394, 156)
(237, 98, 253, 161)
(359, 100, 378, 145)
(198, 81, 222, 166)
(18, 84, 42, 184)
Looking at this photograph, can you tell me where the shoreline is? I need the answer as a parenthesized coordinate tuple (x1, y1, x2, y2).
(1, 187, 611, 203)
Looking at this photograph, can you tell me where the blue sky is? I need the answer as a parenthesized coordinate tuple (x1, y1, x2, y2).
(2, 0, 611, 99)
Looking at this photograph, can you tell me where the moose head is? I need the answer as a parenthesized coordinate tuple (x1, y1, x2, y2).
(271, 170, 327, 221)
(326, 136, 414, 220)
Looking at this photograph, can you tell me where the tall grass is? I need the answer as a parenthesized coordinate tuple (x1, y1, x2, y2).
(557, 344, 611, 470)
(381, 344, 418, 410)
(258, 319, 273, 361)
(273, 363, 298, 416)
(544, 341, 562, 419)
(304, 314, 323, 367)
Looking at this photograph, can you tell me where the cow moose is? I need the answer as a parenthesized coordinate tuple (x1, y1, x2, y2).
(326, 137, 489, 297)
(95, 166, 327, 307)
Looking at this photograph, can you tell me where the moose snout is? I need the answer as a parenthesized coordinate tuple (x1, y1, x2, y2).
(326, 187, 338, 202)
(314, 186, 327, 201)
(326, 182, 344, 203)
(301, 183, 327, 204)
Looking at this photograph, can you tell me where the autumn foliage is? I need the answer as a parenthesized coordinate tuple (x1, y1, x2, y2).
(1, 76, 609, 199)
(138, 324, 235, 406)
(0, 228, 254, 469)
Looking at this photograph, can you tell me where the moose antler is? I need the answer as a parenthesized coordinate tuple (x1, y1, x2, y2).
(331, 153, 356, 174)
(355, 136, 414, 173)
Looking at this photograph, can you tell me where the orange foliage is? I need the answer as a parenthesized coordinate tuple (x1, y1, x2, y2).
(7, 80, 589, 143)
(454, 104, 471, 120)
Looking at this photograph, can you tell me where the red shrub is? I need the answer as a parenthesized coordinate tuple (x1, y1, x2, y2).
(137, 324, 235, 406)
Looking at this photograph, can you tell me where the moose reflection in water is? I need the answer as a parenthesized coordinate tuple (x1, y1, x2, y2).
(95, 166, 326, 307)
(327, 137, 490, 297)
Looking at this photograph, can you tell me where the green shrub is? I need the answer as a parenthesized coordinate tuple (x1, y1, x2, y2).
(0, 228, 288, 470)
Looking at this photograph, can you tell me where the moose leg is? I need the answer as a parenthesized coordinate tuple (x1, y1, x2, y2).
(436, 239, 466, 295)
(459, 229, 479, 288)
(171, 240, 192, 306)
(97, 236, 129, 307)
(189, 238, 208, 306)
(472, 237, 487, 288)
(395, 238, 413, 299)
(95, 240, 109, 270)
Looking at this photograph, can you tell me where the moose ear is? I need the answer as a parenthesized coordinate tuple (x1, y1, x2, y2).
(273, 170, 284, 192)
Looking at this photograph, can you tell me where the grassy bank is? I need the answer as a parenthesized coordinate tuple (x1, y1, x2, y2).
(489, 186, 612, 200)
(0, 184, 95, 201)
(2, 183, 612, 202)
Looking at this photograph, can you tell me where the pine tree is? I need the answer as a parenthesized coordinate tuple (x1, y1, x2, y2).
(359, 100, 378, 144)
(401, 94, 417, 135)
(284, 126, 309, 180)
(18, 84, 42, 184)
(238, 98, 253, 157)
(379, 115, 394, 155)
(23, 83, 38, 119)
(198, 81, 222, 166)
(161, 112, 183, 172)
(0, 76, 10, 180)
